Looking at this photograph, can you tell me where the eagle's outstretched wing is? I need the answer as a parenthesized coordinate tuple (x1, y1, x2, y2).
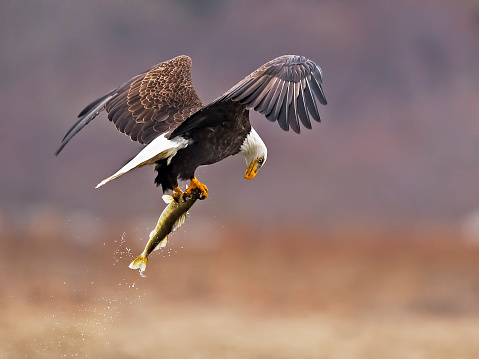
(56, 55, 202, 155)
(171, 55, 327, 138)
(223, 55, 327, 133)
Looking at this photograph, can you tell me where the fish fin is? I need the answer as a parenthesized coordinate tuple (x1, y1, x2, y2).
(172, 213, 187, 232)
(153, 236, 168, 251)
(96, 135, 189, 188)
(129, 254, 148, 277)
(162, 195, 174, 204)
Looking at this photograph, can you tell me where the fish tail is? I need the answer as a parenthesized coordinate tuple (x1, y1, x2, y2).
(129, 254, 148, 276)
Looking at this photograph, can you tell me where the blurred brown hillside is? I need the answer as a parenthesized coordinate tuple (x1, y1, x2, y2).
(0, 1, 477, 234)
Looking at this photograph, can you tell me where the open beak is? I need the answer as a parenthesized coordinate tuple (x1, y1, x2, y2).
(244, 159, 259, 180)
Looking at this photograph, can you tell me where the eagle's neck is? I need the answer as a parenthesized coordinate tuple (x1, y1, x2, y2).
(239, 127, 267, 163)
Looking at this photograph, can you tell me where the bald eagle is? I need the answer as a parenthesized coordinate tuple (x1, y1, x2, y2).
(56, 55, 327, 199)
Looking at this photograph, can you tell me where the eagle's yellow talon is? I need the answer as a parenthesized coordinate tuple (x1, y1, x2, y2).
(185, 177, 208, 199)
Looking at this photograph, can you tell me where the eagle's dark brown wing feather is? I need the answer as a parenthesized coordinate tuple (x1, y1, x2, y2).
(105, 55, 203, 143)
(222, 55, 327, 133)
(56, 55, 202, 155)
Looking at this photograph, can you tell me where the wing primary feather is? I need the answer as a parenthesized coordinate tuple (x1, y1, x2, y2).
(288, 82, 300, 133)
(265, 111, 276, 123)
(311, 66, 323, 82)
(288, 101, 299, 133)
(56, 93, 114, 155)
(284, 84, 290, 129)
(272, 81, 288, 122)
(296, 83, 312, 129)
(286, 82, 294, 107)
(77, 92, 113, 118)
(303, 79, 321, 123)
(310, 68, 327, 105)
(263, 79, 284, 116)
(284, 83, 297, 132)
(277, 90, 289, 131)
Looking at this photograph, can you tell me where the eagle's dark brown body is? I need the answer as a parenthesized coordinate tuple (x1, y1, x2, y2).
(155, 102, 250, 191)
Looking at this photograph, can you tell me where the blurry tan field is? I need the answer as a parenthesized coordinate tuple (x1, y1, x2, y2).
(1, 223, 478, 358)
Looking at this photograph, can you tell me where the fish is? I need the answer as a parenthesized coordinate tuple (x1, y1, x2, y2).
(129, 188, 202, 277)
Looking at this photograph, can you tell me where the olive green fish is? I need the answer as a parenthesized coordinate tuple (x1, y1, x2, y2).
(129, 188, 201, 276)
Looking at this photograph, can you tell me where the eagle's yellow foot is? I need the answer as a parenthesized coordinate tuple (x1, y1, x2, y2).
(171, 187, 183, 202)
(185, 177, 208, 200)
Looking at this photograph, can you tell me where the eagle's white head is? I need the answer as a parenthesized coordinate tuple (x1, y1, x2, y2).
(239, 127, 267, 180)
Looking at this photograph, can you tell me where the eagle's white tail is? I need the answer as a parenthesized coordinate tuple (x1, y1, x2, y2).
(96, 135, 189, 188)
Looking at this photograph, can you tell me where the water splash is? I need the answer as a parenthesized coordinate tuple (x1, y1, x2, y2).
(112, 232, 133, 266)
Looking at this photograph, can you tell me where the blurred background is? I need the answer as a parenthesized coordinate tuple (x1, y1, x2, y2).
(1, 0, 478, 357)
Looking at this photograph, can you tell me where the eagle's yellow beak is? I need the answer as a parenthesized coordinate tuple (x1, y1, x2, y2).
(244, 159, 259, 180)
